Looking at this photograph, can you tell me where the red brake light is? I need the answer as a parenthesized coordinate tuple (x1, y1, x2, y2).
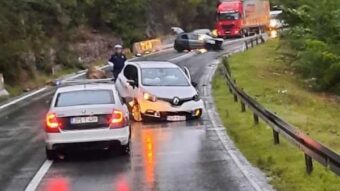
(110, 110, 127, 128)
(45, 113, 61, 133)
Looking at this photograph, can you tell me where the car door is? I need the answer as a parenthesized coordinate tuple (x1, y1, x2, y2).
(117, 64, 140, 98)
(188, 34, 204, 49)
(128, 65, 140, 99)
(176, 34, 189, 48)
(116, 65, 133, 98)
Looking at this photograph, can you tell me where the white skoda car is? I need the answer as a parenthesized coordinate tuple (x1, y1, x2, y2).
(45, 79, 130, 160)
(115, 61, 204, 122)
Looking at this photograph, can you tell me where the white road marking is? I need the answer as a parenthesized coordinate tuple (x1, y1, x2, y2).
(169, 52, 196, 63)
(0, 87, 48, 111)
(203, 58, 272, 190)
(24, 160, 53, 191)
(206, 108, 263, 191)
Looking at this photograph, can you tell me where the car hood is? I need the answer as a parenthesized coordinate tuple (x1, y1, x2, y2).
(143, 86, 197, 99)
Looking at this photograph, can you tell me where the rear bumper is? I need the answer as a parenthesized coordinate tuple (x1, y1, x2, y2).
(139, 99, 204, 120)
(45, 126, 130, 150)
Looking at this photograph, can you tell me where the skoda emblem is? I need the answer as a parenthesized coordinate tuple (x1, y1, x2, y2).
(173, 97, 180, 105)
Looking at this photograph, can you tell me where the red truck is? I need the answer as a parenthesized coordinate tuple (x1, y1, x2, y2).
(215, 0, 270, 38)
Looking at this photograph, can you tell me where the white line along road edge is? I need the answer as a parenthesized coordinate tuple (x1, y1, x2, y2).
(0, 36, 254, 112)
(0, 47, 177, 112)
(202, 55, 274, 190)
(24, 160, 53, 191)
(0, 87, 48, 111)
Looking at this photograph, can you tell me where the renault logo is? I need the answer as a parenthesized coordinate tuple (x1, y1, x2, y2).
(173, 97, 180, 105)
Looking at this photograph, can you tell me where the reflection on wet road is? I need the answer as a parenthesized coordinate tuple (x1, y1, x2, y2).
(37, 118, 250, 191)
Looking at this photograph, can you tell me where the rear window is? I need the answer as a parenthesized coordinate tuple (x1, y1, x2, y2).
(55, 90, 114, 107)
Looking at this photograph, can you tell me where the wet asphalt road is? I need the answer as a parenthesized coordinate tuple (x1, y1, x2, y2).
(0, 41, 255, 191)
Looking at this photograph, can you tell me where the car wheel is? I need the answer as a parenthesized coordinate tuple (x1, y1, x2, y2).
(205, 43, 213, 50)
(45, 147, 56, 160)
(174, 44, 184, 53)
(121, 142, 130, 155)
(131, 104, 143, 122)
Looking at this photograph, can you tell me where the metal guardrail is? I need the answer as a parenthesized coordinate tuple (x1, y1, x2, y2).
(220, 36, 340, 176)
(244, 35, 265, 50)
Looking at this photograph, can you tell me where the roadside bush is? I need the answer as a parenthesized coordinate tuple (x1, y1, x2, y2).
(275, 0, 340, 94)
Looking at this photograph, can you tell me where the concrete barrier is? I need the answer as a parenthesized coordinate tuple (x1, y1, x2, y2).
(0, 73, 9, 97)
(132, 38, 163, 56)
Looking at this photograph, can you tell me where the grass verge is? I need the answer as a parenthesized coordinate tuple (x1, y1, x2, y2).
(212, 39, 340, 191)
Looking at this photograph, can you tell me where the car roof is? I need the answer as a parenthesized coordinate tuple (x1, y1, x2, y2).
(56, 83, 116, 93)
(132, 61, 179, 69)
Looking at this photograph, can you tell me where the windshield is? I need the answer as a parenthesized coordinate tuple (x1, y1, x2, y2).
(141, 68, 190, 87)
(55, 90, 114, 107)
(217, 12, 240, 21)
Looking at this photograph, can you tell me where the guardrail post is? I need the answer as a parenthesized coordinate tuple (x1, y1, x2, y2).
(273, 130, 280, 144)
(260, 36, 265, 44)
(228, 86, 232, 93)
(251, 40, 254, 48)
(241, 102, 246, 112)
(305, 154, 314, 174)
(256, 37, 259, 45)
(245, 41, 249, 50)
(253, 113, 259, 125)
(234, 93, 238, 102)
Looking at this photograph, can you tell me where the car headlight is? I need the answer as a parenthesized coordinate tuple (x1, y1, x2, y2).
(198, 34, 205, 41)
(212, 30, 218, 37)
(193, 94, 200, 101)
(206, 39, 216, 44)
(144, 92, 157, 102)
(270, 20, 277, 28)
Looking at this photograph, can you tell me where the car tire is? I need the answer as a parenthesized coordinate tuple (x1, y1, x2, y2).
(121, 142, 130, 155)
(131, 104, 143, 122)
(205, 43, 213, 50)
(45, 147, 56, 160)
(174, 44, 184, 53)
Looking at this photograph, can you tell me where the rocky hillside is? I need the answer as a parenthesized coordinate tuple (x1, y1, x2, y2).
(0, 0, 218, 90)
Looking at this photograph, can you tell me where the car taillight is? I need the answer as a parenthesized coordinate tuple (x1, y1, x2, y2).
(110, 110, 127, 128)
(45, 113, 61, 133)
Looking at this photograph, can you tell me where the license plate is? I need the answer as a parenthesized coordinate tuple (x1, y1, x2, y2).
(71, 116, 98, 124)
(167, 116, 186, 121)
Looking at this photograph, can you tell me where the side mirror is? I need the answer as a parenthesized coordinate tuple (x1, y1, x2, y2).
(126, 79, 137, 88)
(191, 81, 198, 87)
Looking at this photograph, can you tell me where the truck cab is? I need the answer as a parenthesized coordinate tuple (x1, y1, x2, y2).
(215, 0, 270, 38)
(215, 1, 243, 38)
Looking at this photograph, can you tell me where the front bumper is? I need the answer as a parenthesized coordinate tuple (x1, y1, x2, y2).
(45, 126, 130, 150)
(139, 99, 204, 120)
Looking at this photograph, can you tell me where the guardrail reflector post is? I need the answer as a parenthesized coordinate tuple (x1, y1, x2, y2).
(253, 113, 259, 125)
(234, 93, 238, 102)
(241, 102, 246, 112)
(273, 130, 280, 144)
(305, 154, 314, 174)
(261, 36, 265, 44)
